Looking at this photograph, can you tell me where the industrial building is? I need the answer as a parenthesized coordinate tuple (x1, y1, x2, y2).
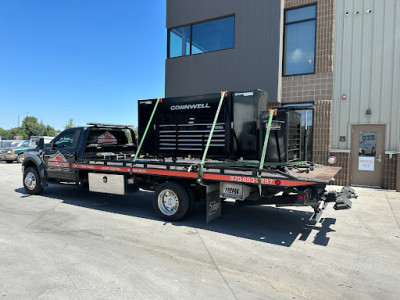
(165, 0, 400, 190)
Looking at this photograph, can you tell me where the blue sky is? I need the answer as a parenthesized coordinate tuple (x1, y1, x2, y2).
(0, 0, 166, 130)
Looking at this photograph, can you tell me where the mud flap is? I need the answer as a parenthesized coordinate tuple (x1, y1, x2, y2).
(206, 183, 221, 223)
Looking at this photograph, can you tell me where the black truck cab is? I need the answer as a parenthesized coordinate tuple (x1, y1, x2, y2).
(22, 124, 137, 190)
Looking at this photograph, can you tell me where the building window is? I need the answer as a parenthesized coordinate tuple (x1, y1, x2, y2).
(168, 16, 234, 58)
(283, 103, 314, 161)
(169, 26, 191, 58)
(283, 4, 316, 76)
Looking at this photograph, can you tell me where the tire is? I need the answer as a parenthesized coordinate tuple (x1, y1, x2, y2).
(6, 161, 13, 164)
(153, 182, 190, 221)
(23, 167, 44, 195)
(17, 154, 24, 163)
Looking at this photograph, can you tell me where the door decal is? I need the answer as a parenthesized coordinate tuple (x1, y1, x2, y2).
(48, 151, 69, 170)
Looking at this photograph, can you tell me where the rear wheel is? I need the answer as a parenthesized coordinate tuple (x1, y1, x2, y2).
(23, 167, 44, 195)
(153, 182, 190, 221)
(17, 154, 24, 163)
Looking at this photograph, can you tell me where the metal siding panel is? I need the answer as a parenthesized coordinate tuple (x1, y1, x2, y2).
(381, 0, 396, 150)
(332, 0, 344, 149)
(340, 0, 354, 149)
(369, 0, 385, 125)
(359, 0, 374, 128)
(333, 0, 400, 152)
(391, 0, 400, 151)
(349, 0, 363, 127)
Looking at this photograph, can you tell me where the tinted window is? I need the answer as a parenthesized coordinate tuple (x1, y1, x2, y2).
(169, 26, 191, 58)
(53, 130, 78, 148)
(168, 16, 234, 58)
(86, 129, 131, 146)
(191, 16, 234, 54)
(284, 4, 316, 76)
(286, 5, 316, 22)
(283, 103, 314, 161)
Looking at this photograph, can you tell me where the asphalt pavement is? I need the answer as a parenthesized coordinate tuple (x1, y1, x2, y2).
(1, 161, 400, 299)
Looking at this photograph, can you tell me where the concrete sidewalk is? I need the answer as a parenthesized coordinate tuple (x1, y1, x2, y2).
(0, 162, 399, 299)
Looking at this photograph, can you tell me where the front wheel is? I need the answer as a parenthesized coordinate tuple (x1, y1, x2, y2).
(23, 167, 44, 195)
(17, 154, 24, 163)
(153, 182, 190, 221)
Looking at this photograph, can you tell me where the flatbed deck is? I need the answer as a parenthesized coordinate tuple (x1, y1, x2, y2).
(73, 158, 340, 188)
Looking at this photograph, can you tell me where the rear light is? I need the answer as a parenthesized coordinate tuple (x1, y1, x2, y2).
(275, 179, 281, 185)
(298, 195, 304, 200)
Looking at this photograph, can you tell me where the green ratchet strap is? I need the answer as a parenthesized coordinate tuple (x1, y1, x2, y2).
(197, 91, 227, 184)
(258, 109, 275, 194)
(133, 97, 162, 162)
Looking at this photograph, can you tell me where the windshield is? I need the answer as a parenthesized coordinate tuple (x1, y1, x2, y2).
(21, 140, 30, 147)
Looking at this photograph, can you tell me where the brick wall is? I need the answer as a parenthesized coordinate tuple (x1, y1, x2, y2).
(397, 154, 400, 192)
(383, 153, 398, 190)
(281, 73, 333, 103)
(329, 150, 350, 186)
(312, 100, 332, 165)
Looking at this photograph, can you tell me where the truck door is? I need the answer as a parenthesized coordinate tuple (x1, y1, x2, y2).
(43, 128, 81, 181)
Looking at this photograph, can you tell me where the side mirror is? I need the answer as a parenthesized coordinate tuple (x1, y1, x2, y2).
(37, 138, 44, 150)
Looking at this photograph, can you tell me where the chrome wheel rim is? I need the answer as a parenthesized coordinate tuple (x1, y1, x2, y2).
(24, 172, 37, 191)
(158, 189, 179, 216)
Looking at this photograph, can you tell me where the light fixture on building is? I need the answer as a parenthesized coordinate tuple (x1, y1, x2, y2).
(366, 108, 372, 117)
(366, 9, 372, 14)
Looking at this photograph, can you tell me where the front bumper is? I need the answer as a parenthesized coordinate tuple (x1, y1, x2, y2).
(0, 153, 18, 161)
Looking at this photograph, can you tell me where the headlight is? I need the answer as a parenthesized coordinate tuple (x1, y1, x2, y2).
(7, 150, 14, 154)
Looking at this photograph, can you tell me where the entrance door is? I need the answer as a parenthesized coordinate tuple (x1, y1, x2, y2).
(351, 124, 385, 187)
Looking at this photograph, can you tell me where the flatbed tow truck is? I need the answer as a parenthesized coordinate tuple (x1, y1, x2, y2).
(22, 92, 355, 223)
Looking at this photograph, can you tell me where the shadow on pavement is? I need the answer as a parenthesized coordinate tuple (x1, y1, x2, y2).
(15, 184, 337, 247)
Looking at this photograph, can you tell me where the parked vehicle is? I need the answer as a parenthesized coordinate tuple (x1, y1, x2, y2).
(0, 136, 53, 163)
(22, 94, 355, 223)
(0, 138, 12, 149)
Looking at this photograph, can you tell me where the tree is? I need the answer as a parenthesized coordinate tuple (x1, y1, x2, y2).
(21, 116, 56, 137)
(0, 127, 7, 138)
(0, 127, 28, 139)
(21, 116, 42, 137)
(64, 118, 75, 129)
(44, 125, 56, 137)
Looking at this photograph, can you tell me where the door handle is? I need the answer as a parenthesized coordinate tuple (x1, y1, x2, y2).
(376, 154, 382, 163)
